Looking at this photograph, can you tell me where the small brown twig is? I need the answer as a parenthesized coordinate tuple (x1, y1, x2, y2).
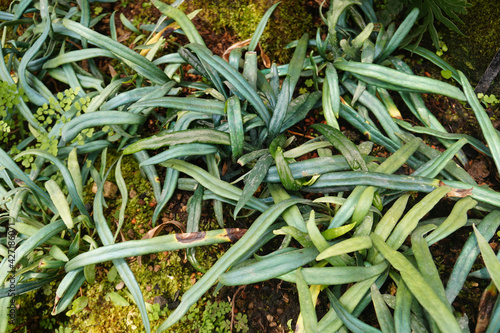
(230, 285, 246, 332)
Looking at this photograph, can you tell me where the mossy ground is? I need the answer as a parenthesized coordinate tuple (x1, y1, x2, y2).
(183, 0, 320, 63)
(438, 0, 500, 96)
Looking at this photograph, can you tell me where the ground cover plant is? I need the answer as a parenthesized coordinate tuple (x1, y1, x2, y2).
(1, 0, 500, 332)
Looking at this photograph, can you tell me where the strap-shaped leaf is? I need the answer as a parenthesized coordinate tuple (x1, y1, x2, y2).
(268, 76, 291, 138)
(446, 211, 500, 303)
(219, 247, 319, 286)
(186, 43, 270, 124)
(343, 79, 402, 143)
(62, 19, 169, 85)
(335, 60, 466, 101)
(123, 129, 234, 155)
(226, 95, 244, 160)
(234, 152, 274, 218)
(275, 147, 303, 191)
(296, 269, 319, 333)
(92, 161, 151, 333)
(45, 180, 73, 229)
(460, 71, 500, 172)
(316, 236, 372, 260)
(61, 111, 145, 142)
(474, 225, 500, 291)
(394, 278, 412, 333)
(0, 220, 66, 287)
(286, 33, 309, 96)
(152, 0, 205, 46)
(371, 284, 395, 333)
(311, 123, 368, 171)
(156, 198, 308, 332)
(139, 143, 218, 166)
(326, 288, 382, 333)
(43, 49, 116, 69)
(371, 233, 462, 333)
(248, 2, 280, 52)
(376, 8, 419, 62)
(281, 91, 321, 130)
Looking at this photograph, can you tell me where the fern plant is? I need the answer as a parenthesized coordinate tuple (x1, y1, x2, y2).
(378, 0, 471, 50)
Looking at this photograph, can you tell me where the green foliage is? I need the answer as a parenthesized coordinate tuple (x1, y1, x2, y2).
(185, 0, 316, 62)
(0, 80, 27, 143)
(181, 298, 248, 333)
(477, 93, 499, 107)
(378, 0, 470, 50)
(1, 0, 500, 332)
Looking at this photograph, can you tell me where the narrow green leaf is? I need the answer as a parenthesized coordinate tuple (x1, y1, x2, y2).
(377, 8, 419, 62)
(92, 162, 151, 333)
(474, 225, 500, 291)
(67, 148, 83, 202)
(385, 186, 450, 252)
(139, 143, 218, 166)
(186, 44, 270, 124)
(335, 61, 466, 101)
(316, 236, 372, 260)
(412, 225, 450, 308)
(106, 292, 130, 306)
(326, 288, 382, 333)
(248, 2, 280, 52)
(152, 0, 205, 46)
(43, 49, 116, 69)
(311, 123, 367, 171)
(425, 197, 477, 245)
(269, 76, 291, 138)
(394, 278, 412, 333)
(113, 156, 128, 242)
(268, 183, 308, 233)
(371, 284, 396, 333)
(62, 19, 169, 85)
(0, 221, 66, 288)
(123, 129, 232, 155)
(296, 269, 319, 333)
(132, 97, 225, 115)
(371, 234, 462, 333)
(275, 146, 302, 191)
(157, 199, 308, 332)
(45, 180, 74, 229)
(219, 247, 319, 286)
(234, 153, 273, 218)
(226, 95, 244, 160)
(446, 211, 500, 303)
(286, 33, 309, 95)
(61, 111, 145, 143)
(120, 13, 140, 34)
(460, 71, 500, 172)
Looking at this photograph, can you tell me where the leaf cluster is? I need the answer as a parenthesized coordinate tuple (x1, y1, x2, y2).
(1, 0, 500, 333)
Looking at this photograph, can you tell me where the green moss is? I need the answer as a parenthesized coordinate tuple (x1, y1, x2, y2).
(439, 0, 500, 96)
(185, 0, 318, 63)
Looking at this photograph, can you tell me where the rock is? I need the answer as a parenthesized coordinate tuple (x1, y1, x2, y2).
(153, 296, 168, 310)
(92, 181, 118, 198)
